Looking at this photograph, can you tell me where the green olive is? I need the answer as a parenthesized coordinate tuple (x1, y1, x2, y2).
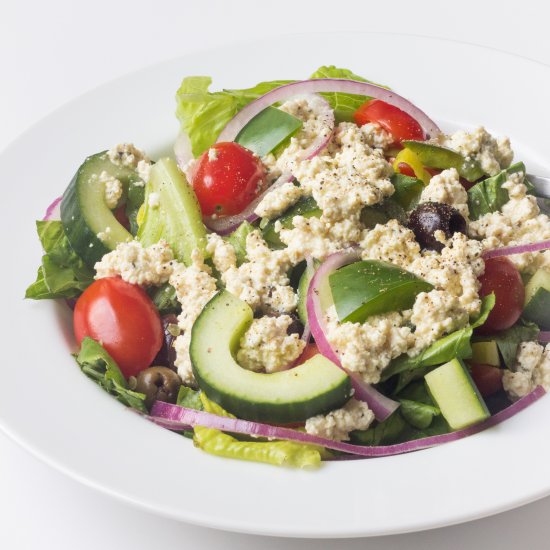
(135, 366, 182, 409)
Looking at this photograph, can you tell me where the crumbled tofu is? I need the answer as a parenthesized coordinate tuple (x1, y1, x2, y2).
(469, 172, 550, 273)
(325, 306, 413, 384)
(169, 249, 218, 385)
(108, 143, 149, 169)
(420, 168, 469, 219)
(440, 126, 513, 176)
(221, 230, 297, 314)
(98, 171, 123, 210)
(136, 159, 151, 184)
(503, 342, 550, 400)
(359, 122, 394, 150)
(411, 290, 469, 351)
(361, 219, 421, 269)
(254, 181, 305, 219)
(94, 240, 174, 286)
(236, 315, 305, 373)
(409, 233, 485, 316)
(206, 233, 238, 273)
(305, 399, 375, 441)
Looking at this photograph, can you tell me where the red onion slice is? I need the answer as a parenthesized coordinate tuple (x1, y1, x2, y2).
(305, 250, 400, 421)
(217, 79, 440, 143)
(149, 386, 545, 459)
(43, 196, 62, 221)
(483, 239, 550, 260)
(203, 171, 293, 235)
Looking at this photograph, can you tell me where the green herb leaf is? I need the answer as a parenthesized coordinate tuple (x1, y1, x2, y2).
(75, 337, 147, 412)
(225, 221, 255, 265)
(390, 173, 424, 211)
(467, 162, 527, 220)
(329, 260, 433, 323)
(176, 386, 203, 410)
(350, 411, 407, 446)
(149, 283, 180, 315)
(398, 399, 440, 430)
(487, 321, 540, 369)
(235, 106, 302, 157)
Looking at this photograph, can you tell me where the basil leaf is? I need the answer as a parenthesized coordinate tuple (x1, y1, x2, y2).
(398, 399, 440, 430)
(467, 162, 527, 220)
(350, 411, 407, 446)
(75, 337, 147, 412)
(488, 321, 540, 369)
(390, 173, 424, 211)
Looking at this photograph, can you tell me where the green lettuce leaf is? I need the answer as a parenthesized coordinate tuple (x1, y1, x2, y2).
(148, 283, 180, 315)
(193, 394, 321, 468)
(75, 337, 147, 412)
(350, 411, 406, 446)
(176, 386, 203, 410)
(26, 220, 94, 300)
(175, 66, 387, 157)
(225, 221, 254, 265)
(467, 162, 529, 220)
(382, 293, 496, 381)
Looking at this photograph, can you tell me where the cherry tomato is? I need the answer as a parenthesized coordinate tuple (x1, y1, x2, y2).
(74, 277, 163, 378)
(397, 162, 416, 177)
(477, 257, 525, 334)
(353, 99, 425, 144)
(191, 142, 266, 217)
(469, 363, 503, 397)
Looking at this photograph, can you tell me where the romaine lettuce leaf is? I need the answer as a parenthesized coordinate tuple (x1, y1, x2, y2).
(193, 394, 322, 468)
(75, 337, 147, 412)
(175, 66, 387, 157)
(25, 220, 94, 300)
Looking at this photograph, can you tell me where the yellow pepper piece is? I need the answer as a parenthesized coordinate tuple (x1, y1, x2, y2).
(393, 148, 431, 185)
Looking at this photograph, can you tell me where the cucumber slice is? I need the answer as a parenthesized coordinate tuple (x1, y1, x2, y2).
(61, 152, 140, 266)
(402, 140, 484, 182)
(297, 259, 319, 326)
(523, 268, 550, 329)
(471, 341, 500, 367)
(138, 158, 207, 265)
(190, 291, 352, 423)
(262, 195, 322, 248)
(425, 358, 490, 430)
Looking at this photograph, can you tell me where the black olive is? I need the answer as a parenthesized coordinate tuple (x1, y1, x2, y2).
(153, 314, 179, 371)
(135, 366, 182, 409)
(286, 313, 304, 337)
(408, 202, 467, 252)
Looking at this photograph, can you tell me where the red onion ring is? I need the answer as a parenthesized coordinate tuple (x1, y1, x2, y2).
(482, 239, 550, 260)
(305, 250, 400, 421)
(43, 196, 62, 221)
(203, 172, 293, 235)
(217, 79, 440, 143)
(149, 386, 545, 459)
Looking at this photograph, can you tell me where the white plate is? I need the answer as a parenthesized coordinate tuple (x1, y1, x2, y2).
(1, 32, 549, 539)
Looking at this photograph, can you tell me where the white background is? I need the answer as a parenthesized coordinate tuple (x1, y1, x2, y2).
(2, 0, 550, 547)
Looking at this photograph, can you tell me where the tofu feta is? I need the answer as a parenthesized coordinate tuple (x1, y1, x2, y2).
(503, 342, 550, 400)
(420, 168, 469, 219)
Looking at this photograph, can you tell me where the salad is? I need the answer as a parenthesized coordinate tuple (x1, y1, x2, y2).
(26, 66, 550, 468)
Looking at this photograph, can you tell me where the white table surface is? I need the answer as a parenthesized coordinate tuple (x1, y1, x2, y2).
(2, 0, 550, 547)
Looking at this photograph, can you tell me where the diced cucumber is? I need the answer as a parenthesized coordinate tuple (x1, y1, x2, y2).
(138, 158, 207, 265)
(61, 152, 142, 266)
(329, 260, 433, 323)
(425, 358, 490, 430)
(471, 341, 500, 367)
(190, 291, 352, 423)
(523, 268, 550, 329)
(262, 195, 321, 248)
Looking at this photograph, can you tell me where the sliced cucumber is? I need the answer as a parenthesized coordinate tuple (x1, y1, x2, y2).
(190, 291, 352, 423)
(262, 195, 321, 248)
(138, 158, 207, 265)
(471, 341, 500, 367)
(425, 358, 490, 430)
(297, 259, 319, 326)
(61, 152, 140, 266)
(523, 268, 550, 329)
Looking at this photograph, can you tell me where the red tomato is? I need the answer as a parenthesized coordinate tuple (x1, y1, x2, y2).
(477, 257, 525, 334)
(469, 363, 503, 397)
(397, 162, 416, 177)
(353, 99, 425, 144)
(191, 142, 266, 217)
(74, 277, 163, 378)
(296, 343, 320, 365)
